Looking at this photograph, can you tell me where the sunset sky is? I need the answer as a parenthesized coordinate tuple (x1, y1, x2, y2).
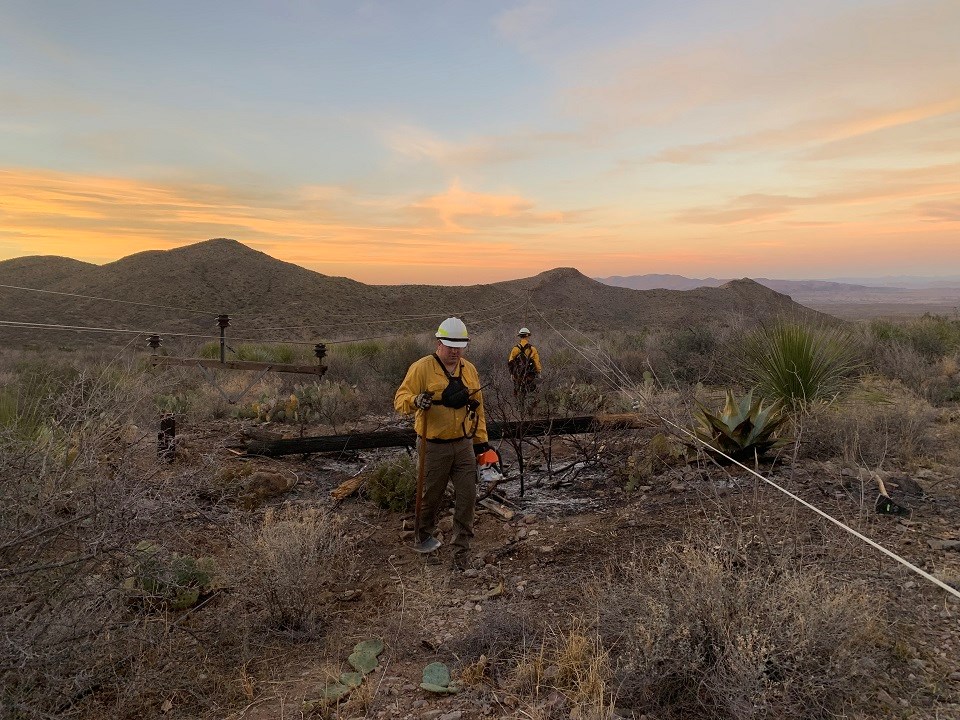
(1, 0, 958, 284)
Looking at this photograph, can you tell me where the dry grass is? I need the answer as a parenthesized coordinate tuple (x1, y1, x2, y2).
(511, 621, 615, 720)
(592, 538, 884, 720)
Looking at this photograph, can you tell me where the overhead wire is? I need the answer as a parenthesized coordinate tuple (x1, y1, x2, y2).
(244, 297, 518, 333)
(526, 298, 960, 601)
(0, 283, 221, 317)
(0, 319, 416, 349)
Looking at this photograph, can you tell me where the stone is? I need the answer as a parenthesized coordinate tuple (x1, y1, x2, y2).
(928, 539, 960, 551)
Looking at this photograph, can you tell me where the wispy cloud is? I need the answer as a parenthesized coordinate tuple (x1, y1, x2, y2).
(675, 164, 960, 225)
(656, 98, 960, 163)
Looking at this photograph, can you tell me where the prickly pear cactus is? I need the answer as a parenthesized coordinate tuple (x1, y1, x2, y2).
(420, 661, 458, 694)
(302, 639, 384, 712)
(348, 638, 384, 674)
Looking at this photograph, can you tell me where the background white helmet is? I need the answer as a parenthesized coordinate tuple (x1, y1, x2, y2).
(436, 317, 469, 347)
(518, 327, 531, 336)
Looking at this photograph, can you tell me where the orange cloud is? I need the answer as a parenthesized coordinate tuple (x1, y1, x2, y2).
(0, 167, 579, 282)
(410, 179, 564, 231)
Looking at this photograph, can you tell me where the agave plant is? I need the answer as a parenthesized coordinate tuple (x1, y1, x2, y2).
(693, 389, 789, 463)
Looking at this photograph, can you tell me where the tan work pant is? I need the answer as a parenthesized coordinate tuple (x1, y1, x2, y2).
(417, 437, 476, 553)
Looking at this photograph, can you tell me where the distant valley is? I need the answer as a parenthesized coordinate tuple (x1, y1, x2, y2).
(597, 274, 960, 319)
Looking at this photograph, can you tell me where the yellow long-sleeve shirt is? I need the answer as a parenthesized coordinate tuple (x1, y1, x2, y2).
(508, 339, 542, 373)
(394, 355, 488, 443)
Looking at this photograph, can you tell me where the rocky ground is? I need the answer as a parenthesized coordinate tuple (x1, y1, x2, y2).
(169, 418, 960, 720)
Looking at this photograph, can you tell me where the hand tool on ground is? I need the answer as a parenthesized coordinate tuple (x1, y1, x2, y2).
(875, 475, 910, 516)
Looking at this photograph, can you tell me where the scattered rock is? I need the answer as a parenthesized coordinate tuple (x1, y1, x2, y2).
(928, 539, 960, 551)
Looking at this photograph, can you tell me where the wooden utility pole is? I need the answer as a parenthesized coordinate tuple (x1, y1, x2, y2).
(239, 414, 650, 457)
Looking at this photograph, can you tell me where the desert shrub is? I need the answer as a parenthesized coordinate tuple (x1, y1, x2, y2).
(328, 338, 388, 386)
(615, 432, 688, 491)
(227, 507, 355, 634)
(542, 381, 610, 415)
(456, 606, 544, 683)
(378, 335, 426, 384)
(595, 539, 882, 719)
(743, 323, 862, 410)
(598, 330, 648, 381)
(0, 358, 78, 439)
(126, 541, 218, 610)
(248, 379, 362, 430)
(298, 379, 362, 430)
(796, 386, 935, 465)
(367, 454, 417, 511)
(0, 360, 216, 717)
(328, 335, 426, 393)
(867, 340, 931, 391)
(864, 339, 960, 404)
(155, 389, 200, 416)
(901, 315, 960, 359)
(649, 325, 722, 385)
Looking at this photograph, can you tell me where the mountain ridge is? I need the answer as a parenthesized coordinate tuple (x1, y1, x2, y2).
(0, 239, 829, 346)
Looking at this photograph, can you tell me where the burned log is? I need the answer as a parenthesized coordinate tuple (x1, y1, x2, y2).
(241, 413, 649, 457)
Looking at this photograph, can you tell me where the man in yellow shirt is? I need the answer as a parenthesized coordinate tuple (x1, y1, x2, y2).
(394, 317, 489, 570)
(508, 327, 542, 396)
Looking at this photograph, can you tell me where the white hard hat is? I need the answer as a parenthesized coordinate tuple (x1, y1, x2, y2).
(518, 327, 531, 336)
(436, 317, 469, 347)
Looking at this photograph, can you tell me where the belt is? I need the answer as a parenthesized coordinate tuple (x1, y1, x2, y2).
(424, 436, 468, 444)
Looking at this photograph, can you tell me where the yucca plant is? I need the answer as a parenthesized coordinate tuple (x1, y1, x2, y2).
(744, 323, 862, 410)
(693, 389, 789, 463)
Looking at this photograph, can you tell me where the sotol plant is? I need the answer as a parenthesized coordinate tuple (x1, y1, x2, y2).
(744, 323, 862, 410)
(693, 389, 789, 463)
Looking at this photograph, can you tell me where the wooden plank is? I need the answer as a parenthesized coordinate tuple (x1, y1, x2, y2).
(330, 474, 367, 501)
(151, 356, 327, 375)
(478, 497, 515, 521)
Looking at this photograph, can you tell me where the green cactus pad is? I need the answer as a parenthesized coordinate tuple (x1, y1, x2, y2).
(420, 662, 458, 694)
(354, 638, 385, 657)
(340, 671, 363, 688)
(169, 588, 200, 610)
(301, 680, 353, 712)
(348, 638, 384, 674)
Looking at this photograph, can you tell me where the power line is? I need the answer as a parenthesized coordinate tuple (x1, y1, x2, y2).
(245, 298, 518, 332)
(0, 283, 221, 316)
(0, 320, 217, 340)
(0, 319, 407, 348)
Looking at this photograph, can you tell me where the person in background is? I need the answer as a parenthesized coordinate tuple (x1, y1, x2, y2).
(394, 317, 490, 571)
(508, 326, 542, 396)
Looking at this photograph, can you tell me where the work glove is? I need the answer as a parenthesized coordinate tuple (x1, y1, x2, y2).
(413, 392, 433, 410)
(473, 442, 491, 456)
